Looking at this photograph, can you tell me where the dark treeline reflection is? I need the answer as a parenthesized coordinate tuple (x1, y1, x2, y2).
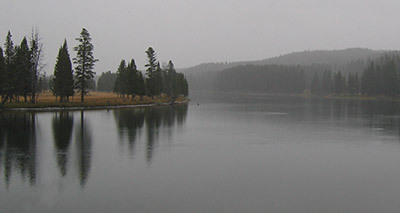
(305, 98, 400, 137)
(0, 112, 37, 187)
(75, 111, 92, 187)
(52, 112, 74, 177)
(114, 104, 188, 163)
(51, 111, 92, 188)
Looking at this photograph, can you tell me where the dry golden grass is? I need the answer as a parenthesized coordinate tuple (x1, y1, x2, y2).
(2, 92, 188, 109)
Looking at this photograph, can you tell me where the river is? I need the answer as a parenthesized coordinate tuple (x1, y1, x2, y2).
(1, 93, 400, 212)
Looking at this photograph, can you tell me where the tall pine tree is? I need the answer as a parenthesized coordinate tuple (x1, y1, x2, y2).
(3, 31, 15, 102)
(53, 40, 74, 102)
(145, 47, 157, 98)
(0, 48, 5, 101)
(73, 28, 98, 102)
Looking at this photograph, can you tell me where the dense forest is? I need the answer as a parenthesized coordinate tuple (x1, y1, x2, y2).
(0, 30, 44, 103)
(184, 48, 400, 97)
(214, 53, 400, 97)
(182, 48, 392, 91)
(216, 65, 305, 93)
(0, 29, 189, 104)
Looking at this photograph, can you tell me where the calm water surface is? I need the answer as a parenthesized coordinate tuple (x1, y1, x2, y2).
(2, 93, 400, 212)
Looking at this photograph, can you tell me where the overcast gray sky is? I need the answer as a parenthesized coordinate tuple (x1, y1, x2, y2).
(1, 0, 399, 74)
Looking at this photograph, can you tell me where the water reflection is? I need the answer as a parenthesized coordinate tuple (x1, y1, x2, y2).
(306, 98, 400, 138)
(114, 108, 145, 156)
(114, 105, 188, 163)
(0, 112, 37, 186)
(52, 112, 73, 176)
(75, 111, 92, 187)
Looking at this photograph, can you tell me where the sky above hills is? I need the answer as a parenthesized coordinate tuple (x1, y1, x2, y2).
(1, 0, 399, 74)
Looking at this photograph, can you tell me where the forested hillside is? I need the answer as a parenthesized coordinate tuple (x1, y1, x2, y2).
(183, 48, 399, 92)
(213, 53, 400, 97)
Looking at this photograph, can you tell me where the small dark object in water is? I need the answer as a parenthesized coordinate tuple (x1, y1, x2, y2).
(197, 102, 199, 106)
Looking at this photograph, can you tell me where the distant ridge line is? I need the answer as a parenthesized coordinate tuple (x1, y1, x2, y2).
(179, 48, 396, 74)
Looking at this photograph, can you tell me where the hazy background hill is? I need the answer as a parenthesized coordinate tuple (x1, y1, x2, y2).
(180, 48, 385, 73)
(181, 48, 397, 91)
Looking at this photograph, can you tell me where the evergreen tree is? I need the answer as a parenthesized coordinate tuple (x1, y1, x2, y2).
(113, 59, 146, 100)
(382, 59, 398, 97)
(310, 72, 320, 94)
(165, 60, 178, 101)
(321, 70, 333, 94)
(144, 47, 157, 97)
(73, 28, 98, 102)
(3, 31, 16, 102)
(126, 59, 138, 99)
(361, 62, 375, 96)
(127, 59, 145, 100)
(114, 59, 127, 97)
(375, 65, 384, 95)
(176, 73, 189, 97)
(53, 40, 74, 102)
(354, 72, 360, 94)
(296, 70, 306, 93)
(347, 73, 355, 95)
(334, 71, 345, 95)
(4, 31, 14, 67)
(0, 48, 5, 100)
(136, 71, 146, 99)
(14, 37, 32, 102)
(153, 62, 163, 97)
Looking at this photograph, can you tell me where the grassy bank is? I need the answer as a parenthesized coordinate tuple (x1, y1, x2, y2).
(1, 92, 188, 110)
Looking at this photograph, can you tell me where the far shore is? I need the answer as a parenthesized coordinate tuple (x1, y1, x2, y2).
(193, 90, 400, 102)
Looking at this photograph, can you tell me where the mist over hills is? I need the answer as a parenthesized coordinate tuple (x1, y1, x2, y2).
(180, 48, 387, 74)
(182, 48, 399, 91)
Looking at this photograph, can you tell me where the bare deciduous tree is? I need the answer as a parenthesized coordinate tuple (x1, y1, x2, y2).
(30, 27, 45, 103)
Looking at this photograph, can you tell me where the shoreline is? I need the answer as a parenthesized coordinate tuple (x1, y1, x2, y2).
(0, 100, 189, 112)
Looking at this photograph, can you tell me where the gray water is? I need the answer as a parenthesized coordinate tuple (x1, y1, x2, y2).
(2, 93, 400, 212)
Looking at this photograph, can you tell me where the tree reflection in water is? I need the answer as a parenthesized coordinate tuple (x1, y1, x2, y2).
(0, 105, 187, 189)
(75, 111, 92, 187)
(0, 112, 37, 187)
(114, 104, 188, 163)
(52, 111, 74, 176)
(114, 108, 145, 156)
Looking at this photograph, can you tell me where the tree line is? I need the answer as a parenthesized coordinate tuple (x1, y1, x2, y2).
(0, 29, 44, 104)
(212, 54, 400, 98)
(0, 28, 97, 103)
(310, 70, 360, 95)
(99, 47, 188, 102)
(1, 28, 189, 104)
(310, 54, 400, 97)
